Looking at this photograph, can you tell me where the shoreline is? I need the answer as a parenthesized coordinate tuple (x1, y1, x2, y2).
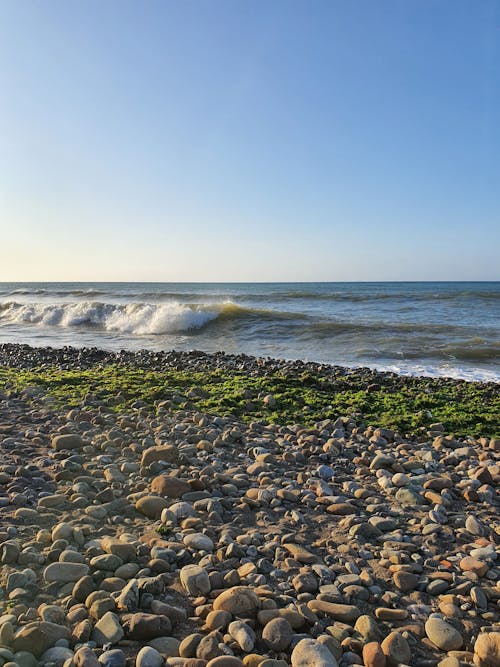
(0, 343, 498, 439)
(1, 341, 498, 384)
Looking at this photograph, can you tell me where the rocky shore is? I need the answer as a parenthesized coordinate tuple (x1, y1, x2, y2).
(0, 344, 498, 667)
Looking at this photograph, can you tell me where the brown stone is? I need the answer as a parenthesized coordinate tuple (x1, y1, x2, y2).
(393, 571, 419, 592)
(151, 474, 190, 497)
(141, 445, 178, 467)
(381, 632, 411, 667)
(459, 557, 488, 576)
(363, 642, 386, 667)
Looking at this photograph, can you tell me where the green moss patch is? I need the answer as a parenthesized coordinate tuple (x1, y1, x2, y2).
(0, 363, 498, 438)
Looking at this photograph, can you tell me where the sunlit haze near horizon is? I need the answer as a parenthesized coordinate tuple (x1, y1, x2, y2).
(1, 0, 499, 282)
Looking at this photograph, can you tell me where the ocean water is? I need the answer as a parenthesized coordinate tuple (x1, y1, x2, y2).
(0, 282, 498, 382)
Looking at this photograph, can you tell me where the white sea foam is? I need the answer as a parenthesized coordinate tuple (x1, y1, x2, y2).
(372, 363, 500, 384)
(0, 301, 219, 334)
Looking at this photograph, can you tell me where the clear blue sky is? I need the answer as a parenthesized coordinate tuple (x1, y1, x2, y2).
(1, 0, 498, 281)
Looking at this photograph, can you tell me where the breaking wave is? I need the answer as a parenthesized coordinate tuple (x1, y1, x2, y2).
(0, 300, 298, 335)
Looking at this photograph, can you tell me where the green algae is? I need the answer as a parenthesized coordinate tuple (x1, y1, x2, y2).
(0, 363, 498, 438)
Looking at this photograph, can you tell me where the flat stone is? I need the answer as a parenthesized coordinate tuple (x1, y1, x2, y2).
(43, 562, 89, 583)
(282, 543, 319, 564)
(52, 434, 84, 450)
(307, 600, 361, 623)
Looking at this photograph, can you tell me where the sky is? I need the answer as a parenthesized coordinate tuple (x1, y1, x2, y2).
(0, 0, 499, 282)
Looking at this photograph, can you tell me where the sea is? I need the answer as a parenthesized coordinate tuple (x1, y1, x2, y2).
(0, 282, 498, 382)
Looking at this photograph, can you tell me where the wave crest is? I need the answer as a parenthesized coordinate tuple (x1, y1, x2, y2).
(0, 301, 220, 334)
(0, 300, 297, 335)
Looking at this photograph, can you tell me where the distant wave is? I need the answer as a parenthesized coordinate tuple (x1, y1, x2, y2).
(277, 290, 500, 302)
(0, 300, 298, 335)
(1, 287, 498, 303)
(0, 288, 109, 297)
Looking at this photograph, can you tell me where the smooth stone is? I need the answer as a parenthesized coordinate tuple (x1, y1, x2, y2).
(381, 631, 411, 667)
(126, 613, 172, 640)
(425, 617, 463, 651)
(375, 608, 408, 621)
(151, 475, 190, 498)
(52, 434, 84, 450)
(51, 523, 73, 541)
(141, 445, 178, 467)
(282, 543, 319, 564)
(101, 537, 136, 562)
(291, 638, 338, 667)
(213, 587, 259, 616)
(370, 454, 395, 470)
(393, 571, 419, 591)
(147, 637, 180, 656)
(136, 646, 164, 667)
(135, 496, 170, 519)
(12, 622, 71, 658)
(395, 487, 422, 506)
(362, 642, 386, 667)
(98, 649, 126, 667)
(90, 554, 123, 571)
(180, 565, 211, 596)
(307, 600, 360, 622)
(183, 533, 214, 552)
(13, 652, 38, 667)
(354, 615, 381, 641)
(473, 632, 500, 667)
(459, 556, 488, 576)
(261, 617, 293, 651)
(43, 562, 89, 583)
(206, 659, 244, 667)
(228, 621, 255, 652)
(39, 646, 73, 665)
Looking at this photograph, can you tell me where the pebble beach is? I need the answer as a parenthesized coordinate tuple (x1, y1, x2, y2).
(0, 344, 498, 667)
